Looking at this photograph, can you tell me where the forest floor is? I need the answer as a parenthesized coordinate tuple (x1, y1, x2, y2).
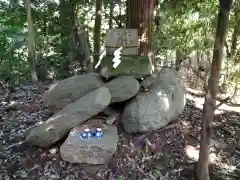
(0, 82, 240, 180)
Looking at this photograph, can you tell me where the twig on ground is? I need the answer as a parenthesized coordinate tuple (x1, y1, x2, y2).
(138, 124, 178, 141)
(216, 85, 238, 108)
(215, 171, 240, 178)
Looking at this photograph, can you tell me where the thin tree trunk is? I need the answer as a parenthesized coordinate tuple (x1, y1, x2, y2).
(59, 0, 76, 78)
(25, 0, 38, 82)
(73, 26, 91, 72)
(93, 0, 103, 70)
(154, 4, 161, 32)
(197, 1, 232, 180)
(86, 31, 94, 72)
(232, 8, 240, 64)
(175, 49, 184, 71)
(195, 50, 200, 88)
(108, 1, 114, 29)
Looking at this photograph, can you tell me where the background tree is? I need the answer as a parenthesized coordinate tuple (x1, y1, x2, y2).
(93, 0, 103, 70)
(25, 0, 38, 82)
(58, 0, 77, 78)
(197, 0, 233, 180)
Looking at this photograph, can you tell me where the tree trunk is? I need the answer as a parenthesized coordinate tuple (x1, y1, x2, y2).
(108, 1, 114, 29)
(73, 26, 91, 72)
(59, 0, 76, 78)
(231, 8, 240, 64)
(93, 0, 103, 70)
(154, 5, 161, 32)
(36, 54, 47, 81)
(25, 0, 38, 82)
(195, 50, 200, 88)
(175, 49, 184, 71)
(86, 31, 94, 72)
(197, 1, 232, 180)
(126, 0, 157, 56)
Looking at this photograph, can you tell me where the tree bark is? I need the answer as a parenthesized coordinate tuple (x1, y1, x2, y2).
(126, 0, 157, 56)
(59, 0, 76, 78)
(231, 8, 240, 64)
(175, 49, 184, 71)
(93, 0, 103, 70)
(197, 1, 233, 180)
(108, 1, 114, 29)
(195, 50, 200, 88)
(25, 0, 38, 82)
(73, 26, 91, 72)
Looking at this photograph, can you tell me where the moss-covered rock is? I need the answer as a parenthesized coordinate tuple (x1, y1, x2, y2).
(100, 55, 153, 78)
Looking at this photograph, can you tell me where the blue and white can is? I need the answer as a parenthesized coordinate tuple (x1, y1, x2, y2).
(86, 128, 93, 138)
(80, 128, 91, 139)
(95, 128, 104, 139)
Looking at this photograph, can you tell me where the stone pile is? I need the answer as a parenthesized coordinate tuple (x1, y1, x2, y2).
(25, 68, 186, 168)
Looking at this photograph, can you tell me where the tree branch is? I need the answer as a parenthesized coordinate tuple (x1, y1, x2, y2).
(112, 16, 123, 28)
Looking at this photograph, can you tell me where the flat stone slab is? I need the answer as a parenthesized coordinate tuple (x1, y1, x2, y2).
(100, 55, 152, 79)
(60, 122, 118, 164)
(25, 87, 111, 147)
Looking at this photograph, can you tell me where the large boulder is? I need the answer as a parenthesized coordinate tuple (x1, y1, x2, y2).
(42, 73, 104, 110)
(26, 87, 111, 147)
(121, 68, 186, 133)
(105, 76, 140, 103)
(60, 120, 118, 164)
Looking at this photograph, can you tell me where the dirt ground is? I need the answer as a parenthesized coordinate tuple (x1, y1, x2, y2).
(0, 83, 239, 180)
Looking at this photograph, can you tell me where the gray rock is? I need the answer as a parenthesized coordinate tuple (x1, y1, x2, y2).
(140, 74, 157, 91)
(15, 91, 27, 99)
(26, 87, 111, 147)
(42, 73, 104, 110)
(105, 76, 140, 103)
(102, 107, 121, 124)
(60, 122, 118, 164)
(82, 164, 104, 176)
(121, 68, 186, 133)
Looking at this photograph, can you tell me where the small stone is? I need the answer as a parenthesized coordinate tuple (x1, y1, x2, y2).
(15, 92, 27, 99)
(104, 76, 140, 103)
(83, 164, 104, 175)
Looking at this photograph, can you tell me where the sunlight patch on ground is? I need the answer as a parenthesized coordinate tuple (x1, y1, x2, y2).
(182, 120, 191, 128)
(185, 145, 219, 163)
(186, 92, 240, 114)
(218, 163, 237, 173)
(49, 148, 58, 154)
(186, 93, 203, 109)
(185, 145, 238, 174)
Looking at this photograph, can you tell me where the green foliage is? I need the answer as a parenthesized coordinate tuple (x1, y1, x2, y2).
(0, 0, 239, 87)
(154, 0, 217, 58)
(152, 0, 240, 91)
